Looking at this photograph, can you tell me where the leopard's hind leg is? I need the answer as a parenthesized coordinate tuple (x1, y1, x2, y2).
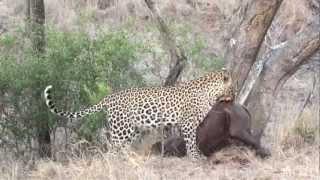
(107, 112, 142, 154)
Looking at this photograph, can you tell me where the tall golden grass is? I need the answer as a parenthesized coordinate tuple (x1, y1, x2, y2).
(1, 116, 319, 180)
(1, 144, 318, 180)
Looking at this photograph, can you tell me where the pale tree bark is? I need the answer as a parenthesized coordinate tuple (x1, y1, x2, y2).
(246, 25, 320, 129)
(225, 0, 320, 133)
(225, 0, 283, 92)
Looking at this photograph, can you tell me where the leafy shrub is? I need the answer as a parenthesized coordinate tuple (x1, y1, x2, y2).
(0, 26, 144, 154)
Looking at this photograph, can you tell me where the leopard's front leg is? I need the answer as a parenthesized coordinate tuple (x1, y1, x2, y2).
(180, 121, 201, 159)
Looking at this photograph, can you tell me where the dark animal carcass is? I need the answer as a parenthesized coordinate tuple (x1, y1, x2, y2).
(150, 136, 186, 157)
(151, 102, 270, 158)
(197, 101, 270, 157)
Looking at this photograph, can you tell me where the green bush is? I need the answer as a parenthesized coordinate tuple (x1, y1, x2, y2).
(0, 26, 144, 152)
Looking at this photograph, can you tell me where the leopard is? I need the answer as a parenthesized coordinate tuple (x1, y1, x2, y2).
(44, 70, 234, 158)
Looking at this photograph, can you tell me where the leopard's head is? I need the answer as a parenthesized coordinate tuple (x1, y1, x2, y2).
(205, 69, 235, 104)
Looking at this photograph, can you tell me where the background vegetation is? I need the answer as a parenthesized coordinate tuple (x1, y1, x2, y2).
(0, 13, 221, 158)
(0, 0, 318, 179)
(0, 24, 147, 155)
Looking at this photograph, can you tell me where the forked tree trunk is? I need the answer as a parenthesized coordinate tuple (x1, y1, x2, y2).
(225, 0, 320, 133)
(225, 0, 283, 92)
(245, 25, 320, 129)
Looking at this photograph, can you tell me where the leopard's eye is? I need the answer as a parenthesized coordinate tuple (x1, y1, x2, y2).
(223, 75, 229, 82)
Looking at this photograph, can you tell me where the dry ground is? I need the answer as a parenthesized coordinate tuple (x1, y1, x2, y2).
(1, 143, 319, 180)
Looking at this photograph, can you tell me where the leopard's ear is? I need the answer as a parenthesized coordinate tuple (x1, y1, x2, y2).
(221, 68, 232, 83)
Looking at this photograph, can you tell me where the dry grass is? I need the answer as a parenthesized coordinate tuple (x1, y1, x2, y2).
(2, 110, 318, 180)
(1, 142, 318, 180)
(2, 98, 317, 180)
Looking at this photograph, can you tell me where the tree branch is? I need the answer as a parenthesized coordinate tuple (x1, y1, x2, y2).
(262, 26, 320, 95)
(244, 22, 320, 129)
(144, 0, 187, 86)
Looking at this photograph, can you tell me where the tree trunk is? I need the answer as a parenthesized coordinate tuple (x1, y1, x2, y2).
(37, 120, 52, 158)
(25, 0, 31, 35)
(97, 0, 114, 10)
(224, 0, 320, 140)
(245, 25, 320, 129)
(29, 0, 51, 158)
(225, 0, 283, 92)
(30, 0, 46, 53)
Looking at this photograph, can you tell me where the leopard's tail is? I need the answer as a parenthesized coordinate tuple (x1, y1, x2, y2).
(44, 85, 105, 119)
